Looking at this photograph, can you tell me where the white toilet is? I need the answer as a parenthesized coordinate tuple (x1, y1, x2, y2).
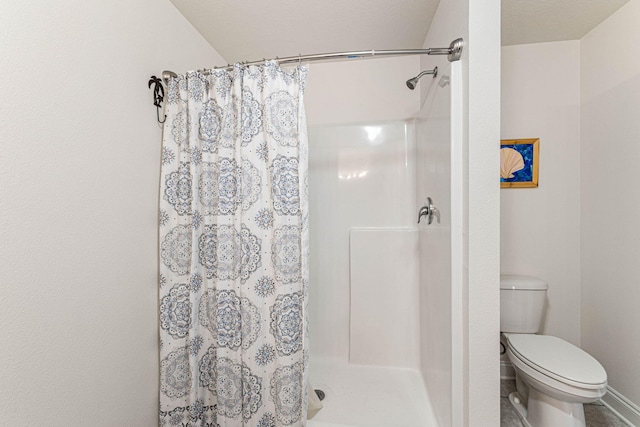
(501, 275, 608, 427)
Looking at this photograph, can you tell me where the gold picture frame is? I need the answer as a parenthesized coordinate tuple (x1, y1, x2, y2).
(500, 138, 539, 188)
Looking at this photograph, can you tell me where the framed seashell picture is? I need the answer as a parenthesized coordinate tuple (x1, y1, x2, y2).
(500, 138, 539, 188)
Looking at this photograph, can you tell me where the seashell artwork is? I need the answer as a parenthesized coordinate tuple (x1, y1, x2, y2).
(500, 138, 539, 188)
(500, 147, 525, 179)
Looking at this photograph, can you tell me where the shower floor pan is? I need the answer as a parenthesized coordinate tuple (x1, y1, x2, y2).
(307, 359, 438, 427)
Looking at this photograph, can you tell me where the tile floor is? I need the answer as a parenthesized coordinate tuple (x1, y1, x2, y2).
(501, 380, 631, 427)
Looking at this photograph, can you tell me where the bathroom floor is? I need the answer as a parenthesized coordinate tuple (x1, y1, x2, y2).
(307, 359, 438, 427)
(501, 380, 631, 427)
(305, 373, 630, 426)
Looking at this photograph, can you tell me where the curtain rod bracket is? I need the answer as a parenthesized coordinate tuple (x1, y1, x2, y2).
(448, 38, 464, 62)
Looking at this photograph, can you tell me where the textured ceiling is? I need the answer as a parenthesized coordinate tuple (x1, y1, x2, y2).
(170, 0, 631, 63)
(502, 0, 630, 46)
(169, 0, 439, 64)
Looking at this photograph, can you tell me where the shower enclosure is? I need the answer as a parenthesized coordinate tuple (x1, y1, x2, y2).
(305, 59, 460, 427)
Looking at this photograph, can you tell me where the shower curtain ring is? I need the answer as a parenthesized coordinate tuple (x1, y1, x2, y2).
(298, 54, 302, 66)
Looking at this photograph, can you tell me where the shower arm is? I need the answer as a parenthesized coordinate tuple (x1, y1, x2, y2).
(415, 69, 438, 80)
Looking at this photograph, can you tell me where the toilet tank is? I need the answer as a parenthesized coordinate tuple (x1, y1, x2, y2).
(500, 275, 548, 333)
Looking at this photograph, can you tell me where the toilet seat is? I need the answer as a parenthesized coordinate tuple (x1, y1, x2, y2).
(506, 334, 607, 390)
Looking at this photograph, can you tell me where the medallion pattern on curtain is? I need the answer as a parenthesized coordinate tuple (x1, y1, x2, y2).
(159, 62, 309, 427)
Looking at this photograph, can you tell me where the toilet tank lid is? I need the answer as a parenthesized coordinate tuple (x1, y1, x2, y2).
(500, 274, 547, 290)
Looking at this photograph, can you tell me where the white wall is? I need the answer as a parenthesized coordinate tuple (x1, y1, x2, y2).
(0, 1, 225, 425)
(581, 0, 640, 407)
(420, 3, 469, 425)
(501, 41, 582, 345)
(466, 1, 501, 426)
(419, 0, 502, 425)
(305, 56, 420, 126)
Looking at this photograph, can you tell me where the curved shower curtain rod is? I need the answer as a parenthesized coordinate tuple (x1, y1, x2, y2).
(161, 38, 464, 83)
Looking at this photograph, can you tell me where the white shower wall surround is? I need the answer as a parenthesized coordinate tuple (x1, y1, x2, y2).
(415, 62, 454, 427)
(307, 122, 417, 362)
(349, 228, 420, 368)
(306, 60, 455, 426)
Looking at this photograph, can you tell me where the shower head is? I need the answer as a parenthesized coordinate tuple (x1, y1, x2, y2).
(406, 67, 438, 90)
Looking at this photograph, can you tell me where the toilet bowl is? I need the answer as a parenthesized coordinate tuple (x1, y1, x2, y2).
(505, 333, 607, 427)
(501, 275, 608, 427)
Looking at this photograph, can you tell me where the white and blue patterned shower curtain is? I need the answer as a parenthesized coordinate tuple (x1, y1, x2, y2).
(159, 62, 309, 427)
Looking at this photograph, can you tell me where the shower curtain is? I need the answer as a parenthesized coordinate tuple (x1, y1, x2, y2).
(159, 61, 309, 427)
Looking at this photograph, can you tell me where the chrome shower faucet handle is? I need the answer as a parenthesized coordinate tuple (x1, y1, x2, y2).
(418, 197, 440, 225)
